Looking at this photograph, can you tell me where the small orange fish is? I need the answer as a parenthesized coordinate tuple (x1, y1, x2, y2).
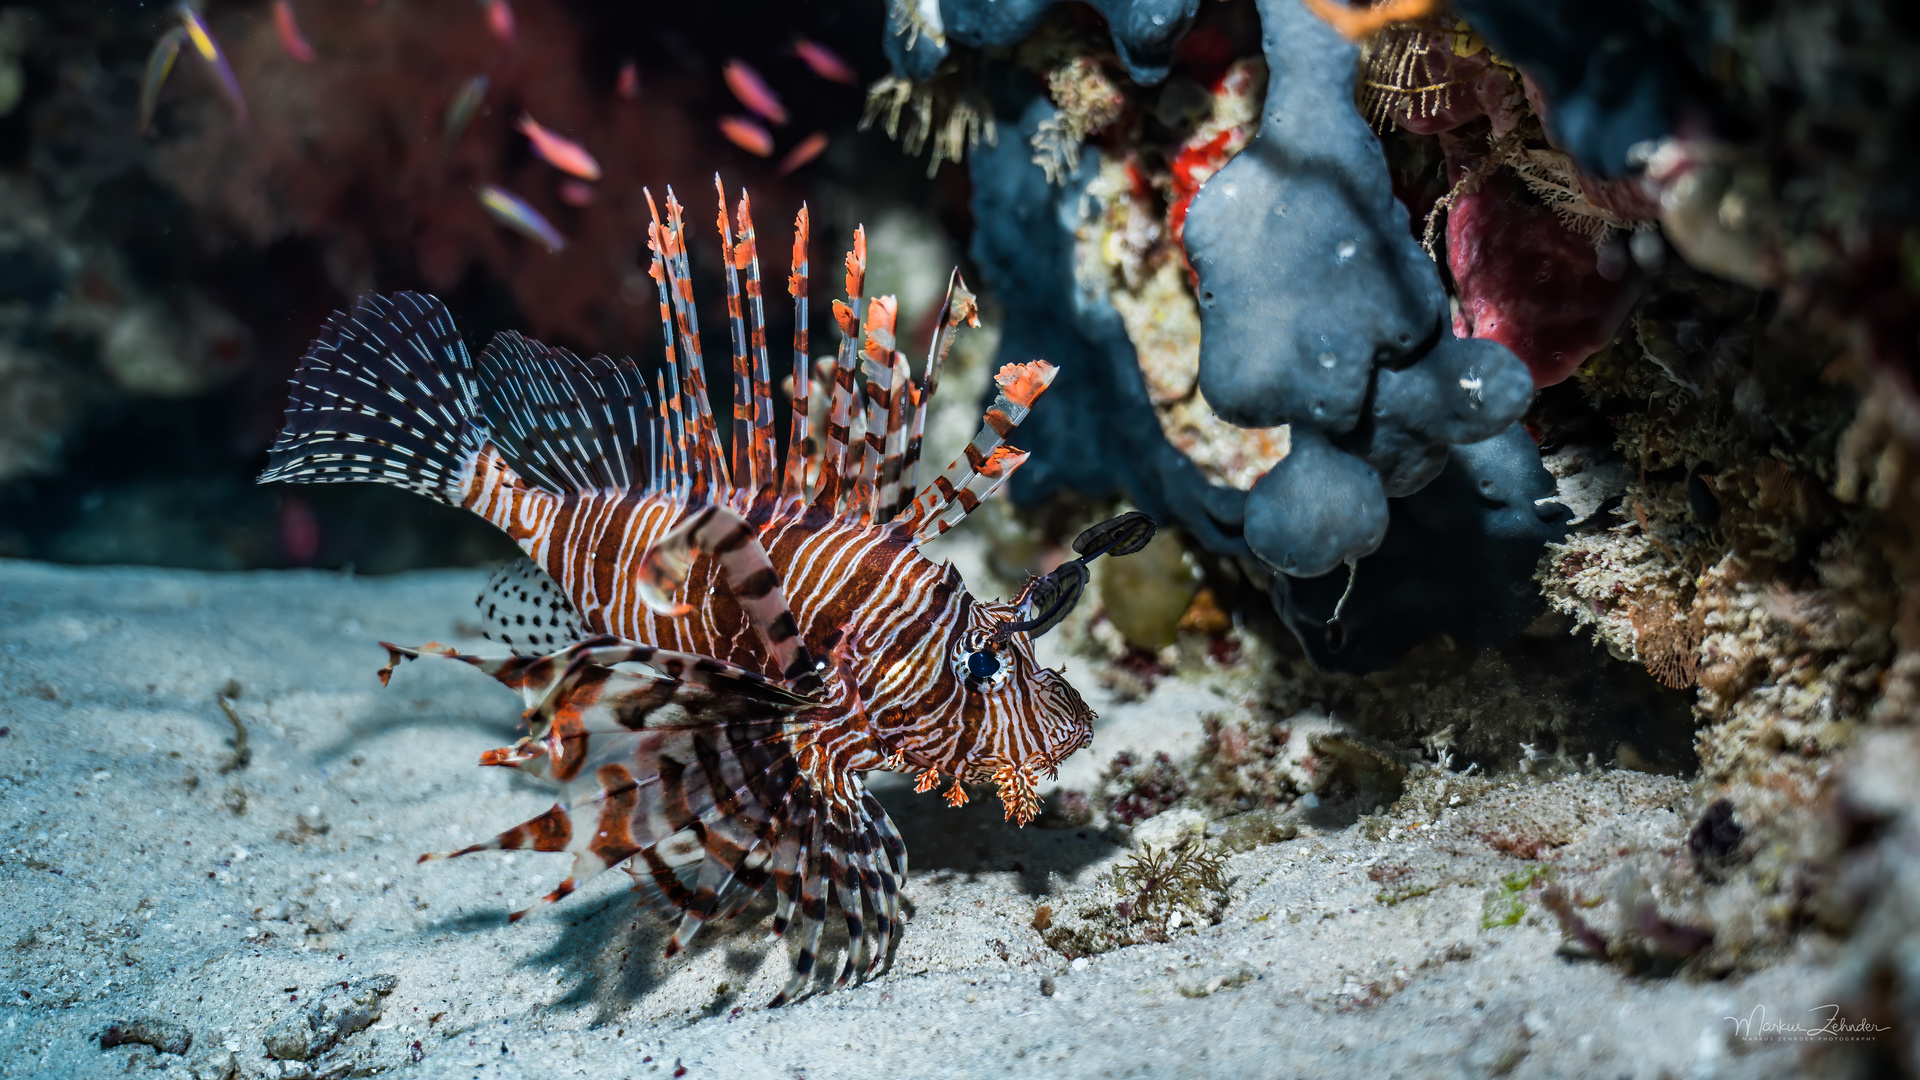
(793, 37, 856, 85)
(482, 0, 515, 46)
(516, 114, 602, 181)
(273, 1, 315, 63)
(616, 59, 641, 100)
(718, 115, 774, 157)
(476, 184, 564, 252)
(558, 179, 595, 208)
(777, 132, 829, 176)
(723, 59, 787, 125)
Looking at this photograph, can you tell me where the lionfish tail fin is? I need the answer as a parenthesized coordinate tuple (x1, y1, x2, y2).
(899, 360, 1057, 542)
(258, 292, 486, 505)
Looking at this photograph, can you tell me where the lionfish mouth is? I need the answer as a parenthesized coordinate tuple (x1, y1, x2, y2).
(1041, 673, 1098, 765)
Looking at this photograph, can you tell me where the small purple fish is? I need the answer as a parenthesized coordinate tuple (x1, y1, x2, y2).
(176, 2, 247, 124)
(476, 184, 565, 253)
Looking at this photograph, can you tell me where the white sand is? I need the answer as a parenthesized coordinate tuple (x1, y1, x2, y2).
(0, 559, 1827, 1079)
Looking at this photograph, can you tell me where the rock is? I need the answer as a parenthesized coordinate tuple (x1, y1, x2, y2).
(100, 1017, 193, 1057)
(263, 975, 398, 1061)
(1209, 807, 1301, 854)
(1094, 530, 1198, 651)
(188, 1049, 239, 1080)
(263, 1014, 316, 1062)
(1130, 807, 1207, 850)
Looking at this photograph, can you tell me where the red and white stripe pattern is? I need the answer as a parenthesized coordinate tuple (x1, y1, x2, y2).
(260, 179, 1089, 1006)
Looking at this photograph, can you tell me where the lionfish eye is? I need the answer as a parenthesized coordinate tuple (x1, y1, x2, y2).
(966, 650, 1001, 681)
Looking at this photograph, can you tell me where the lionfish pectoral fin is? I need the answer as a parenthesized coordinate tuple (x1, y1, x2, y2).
(418, 802, 573, 865)
(636, 505, 821, 689)
(507, 875, 579, 924)
(508, 846, 622, 924)
(478, 739, 543, 767)
(376, 640, 462, 686)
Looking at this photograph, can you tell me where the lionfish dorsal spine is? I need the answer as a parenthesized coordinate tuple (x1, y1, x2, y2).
(898, 359, 1056, 542)
(783, 205, 812, 501)
(717, 177, 755, 494)
(876, 351, 913, 521)
(646, 187, 728, 499)
(735, 192, 780, 495)
(856, 294, 899, 521)
(813, 226, 865, 516)
(898, 270, 969, 503)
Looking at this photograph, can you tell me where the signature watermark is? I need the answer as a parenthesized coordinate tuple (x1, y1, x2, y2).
(1724, 1004, 1892, 1043)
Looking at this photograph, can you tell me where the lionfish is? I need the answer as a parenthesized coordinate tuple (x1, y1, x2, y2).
(257, 179, 1152, 1005)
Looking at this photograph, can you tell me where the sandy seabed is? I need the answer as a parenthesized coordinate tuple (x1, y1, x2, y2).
(0, 558, 1835, 1079)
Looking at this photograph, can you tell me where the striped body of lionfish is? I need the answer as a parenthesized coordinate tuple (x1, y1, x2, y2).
(258, 179, 1154, 1005)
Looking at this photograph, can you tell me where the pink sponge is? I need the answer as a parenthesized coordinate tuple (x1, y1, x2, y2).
(1447, 168, 1641, 386)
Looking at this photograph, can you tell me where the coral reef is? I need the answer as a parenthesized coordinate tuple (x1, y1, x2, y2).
(920, 0, 1564, 671)
(1446, 0, 1682, 177)
(884, 0, 1202, 85)
(1273, 423, 1568, 672)
(1184, 0, 1536, 579)
(1035, 837, 1232, 959)
(968, 95, 1253, 557)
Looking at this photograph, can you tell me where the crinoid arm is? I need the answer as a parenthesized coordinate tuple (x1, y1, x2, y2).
(381, 635, 903, 1007)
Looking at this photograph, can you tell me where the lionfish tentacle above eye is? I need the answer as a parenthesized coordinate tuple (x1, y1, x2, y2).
(259, 181, 1094, 1008)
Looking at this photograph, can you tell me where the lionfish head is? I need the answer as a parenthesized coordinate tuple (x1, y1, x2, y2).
(953, 594, 1097, 778)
